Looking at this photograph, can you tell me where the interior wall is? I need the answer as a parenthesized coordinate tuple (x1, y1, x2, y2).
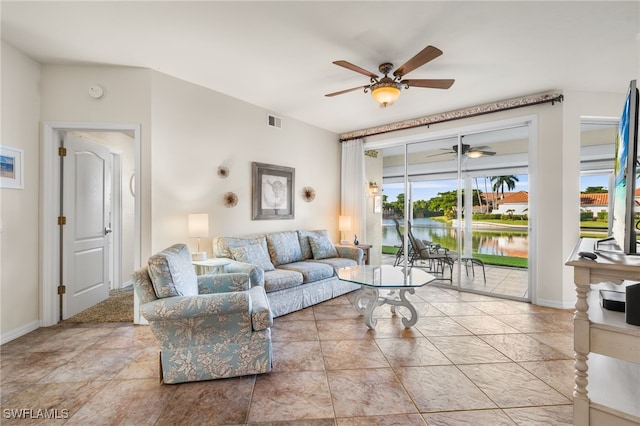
(0, 42, 42, 340)
(40, 64, 153, 261)
(149, 71, 341, 254)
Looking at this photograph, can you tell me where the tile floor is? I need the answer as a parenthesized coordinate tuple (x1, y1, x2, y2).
(1, 286, 575, 425)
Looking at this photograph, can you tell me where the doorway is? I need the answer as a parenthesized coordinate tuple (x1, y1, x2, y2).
(41, 122, 141, 326)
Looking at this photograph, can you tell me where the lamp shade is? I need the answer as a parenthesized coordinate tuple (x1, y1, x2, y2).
(188, 213, 209, 238)
(338, 215, 352, 232)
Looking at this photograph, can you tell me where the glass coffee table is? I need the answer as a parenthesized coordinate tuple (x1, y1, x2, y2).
(336, 265, 436, 329)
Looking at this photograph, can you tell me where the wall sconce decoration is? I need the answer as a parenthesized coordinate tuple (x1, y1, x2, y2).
(369, 182, 380, 195)
(217, 165, 229, 178)
(223, 192, 238, 207)
(188, 213, 209, 260)
(302, 186, 316, 202)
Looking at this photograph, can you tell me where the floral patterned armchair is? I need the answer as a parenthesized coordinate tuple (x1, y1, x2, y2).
(132, 243, 273, 384)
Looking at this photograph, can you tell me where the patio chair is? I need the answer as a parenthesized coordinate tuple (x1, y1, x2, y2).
(407, 224, 456, 280)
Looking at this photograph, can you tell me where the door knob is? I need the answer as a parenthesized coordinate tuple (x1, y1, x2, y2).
(105, 227, 112, 235)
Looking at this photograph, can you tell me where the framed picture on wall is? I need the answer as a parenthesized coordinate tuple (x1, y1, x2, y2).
(252, 162, 295, 220)
(373, 195, 382, 213)
(0, 146, 24, 189)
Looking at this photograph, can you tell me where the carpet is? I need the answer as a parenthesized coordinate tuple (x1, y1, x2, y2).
(63, 287, 134, 323)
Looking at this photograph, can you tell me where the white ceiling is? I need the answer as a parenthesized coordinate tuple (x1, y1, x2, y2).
(2, 1, 639, 135)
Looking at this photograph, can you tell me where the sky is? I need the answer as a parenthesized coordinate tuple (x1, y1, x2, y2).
(382, 173, 609, 203)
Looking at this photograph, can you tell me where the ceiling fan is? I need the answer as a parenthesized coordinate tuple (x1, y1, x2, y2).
(325, 45, 454, 107)
(428, 144, 496, 159)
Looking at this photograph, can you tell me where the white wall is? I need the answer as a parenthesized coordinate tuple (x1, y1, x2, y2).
(149, 71, 341, 254)
(1, 42, 42, 340)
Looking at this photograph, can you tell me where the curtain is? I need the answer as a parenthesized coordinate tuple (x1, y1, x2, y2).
(341, 139, 366, 243)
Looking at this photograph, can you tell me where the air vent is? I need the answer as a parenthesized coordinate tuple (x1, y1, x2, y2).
(267, 114, 282, 129)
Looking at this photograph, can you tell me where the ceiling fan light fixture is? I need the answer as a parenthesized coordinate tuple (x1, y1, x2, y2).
(371, 81, 401, 107)
(466, 150, 484, 158)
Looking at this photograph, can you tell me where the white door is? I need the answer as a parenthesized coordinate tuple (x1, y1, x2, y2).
(62, 133, 112, 319)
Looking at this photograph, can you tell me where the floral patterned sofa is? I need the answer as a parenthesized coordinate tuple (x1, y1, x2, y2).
(212, 230, 363, 317)
(132, 243, 272, 384)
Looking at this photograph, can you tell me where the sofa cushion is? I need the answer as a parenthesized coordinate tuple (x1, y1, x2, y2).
(308, 234, 339, 260)
(277, 261, 334, 283)
(310, 257, 358, 270)
(266, 231, 303, 266)
(230, 243, 275, 272)
(213, 235, 268, 259)
(298, 230, 330, 260)
(147, 244, 198, 298)
(263, 269, 304, 293)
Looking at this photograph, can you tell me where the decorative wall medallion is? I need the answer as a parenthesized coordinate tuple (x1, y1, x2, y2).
(302, 186, 316, 202)
(217, 165, 229, 178)
(223, 192, 238, 207)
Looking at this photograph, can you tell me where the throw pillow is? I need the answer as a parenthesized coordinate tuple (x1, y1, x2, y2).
(298, 230, 330, 260)
(230, 243, 275, 271)
(148, 244, 199, 298)
(266, 231, 303, 266)
(308, 234, 339, 260)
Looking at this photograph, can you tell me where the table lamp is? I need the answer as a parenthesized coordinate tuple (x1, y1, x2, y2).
(339, 215, 351, 245)
(188, 213, 209, 260)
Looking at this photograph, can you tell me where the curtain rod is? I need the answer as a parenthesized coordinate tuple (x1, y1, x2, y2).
(339, 91, 564, 142)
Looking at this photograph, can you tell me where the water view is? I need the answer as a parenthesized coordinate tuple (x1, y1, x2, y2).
(383, 217, 529, 259)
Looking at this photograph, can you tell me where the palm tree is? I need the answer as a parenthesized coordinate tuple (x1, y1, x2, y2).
(490, 175, 520, 208)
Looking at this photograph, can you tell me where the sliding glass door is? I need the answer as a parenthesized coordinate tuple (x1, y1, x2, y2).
(379, 122, 532, 301)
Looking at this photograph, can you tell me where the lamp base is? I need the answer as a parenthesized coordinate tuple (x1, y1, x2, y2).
(339, 240, 350, 245)
(191, 252, 207, 261)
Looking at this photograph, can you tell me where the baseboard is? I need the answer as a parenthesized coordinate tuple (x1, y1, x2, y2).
(1, 320, 41, 345)
(535, 298, 573, 310)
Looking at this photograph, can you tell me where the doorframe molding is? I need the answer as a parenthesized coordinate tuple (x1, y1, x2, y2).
(41, 121, 141, 326)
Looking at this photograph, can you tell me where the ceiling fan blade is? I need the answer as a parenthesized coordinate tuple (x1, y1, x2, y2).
(393, 45, 443, 78)
(333, 60, 379, 79)
(426, 151, 455, 158)
(402, 79, 455, 89)
(325, 85, 369, 97)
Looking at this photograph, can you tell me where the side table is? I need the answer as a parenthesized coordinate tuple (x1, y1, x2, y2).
(337, 243, 372, 265)
(192, 258, 231, 275)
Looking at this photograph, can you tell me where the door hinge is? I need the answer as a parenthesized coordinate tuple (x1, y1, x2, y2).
(57, 216, 66, 225)
(57, 285, 66, 295)
(58, 147, 67, 156)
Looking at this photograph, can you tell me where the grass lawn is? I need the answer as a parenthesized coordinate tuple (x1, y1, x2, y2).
(381, 245, 528, 268)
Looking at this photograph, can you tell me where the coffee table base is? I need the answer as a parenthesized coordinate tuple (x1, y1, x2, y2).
(354, 287, 418, 329)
